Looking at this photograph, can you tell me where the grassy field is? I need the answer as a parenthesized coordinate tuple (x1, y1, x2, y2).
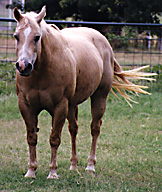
(0, 88, 162, 191)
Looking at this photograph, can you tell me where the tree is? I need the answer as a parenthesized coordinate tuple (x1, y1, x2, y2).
(59, 0, 162, 23)
(6, 0, 62, 19)
(6, 0, 162, 23)
(120, 0, 162, 23)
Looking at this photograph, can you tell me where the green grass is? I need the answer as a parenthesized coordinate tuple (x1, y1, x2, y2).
(0, 91, 162, 191)
(0, 61, 162, 191)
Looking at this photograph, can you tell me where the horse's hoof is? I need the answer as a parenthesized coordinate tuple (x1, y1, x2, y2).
(70, 165, 78, 171)
(24, 169, 36, 178)
(85, 166, 95, 177)
(47, 171, 59, 179)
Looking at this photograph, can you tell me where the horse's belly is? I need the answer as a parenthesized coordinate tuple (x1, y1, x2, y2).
(73, 67, 102, 104)
(69, 39, 104, 104)
(73, 86, 95, 104)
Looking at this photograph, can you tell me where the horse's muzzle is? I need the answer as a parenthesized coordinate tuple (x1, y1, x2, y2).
(16, 59, 33, 76)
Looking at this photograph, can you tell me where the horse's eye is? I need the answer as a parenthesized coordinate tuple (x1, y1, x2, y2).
(34, 35, 40, 43)
(14, 34, 19, 41)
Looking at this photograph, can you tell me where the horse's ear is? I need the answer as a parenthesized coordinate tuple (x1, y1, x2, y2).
(36, 6, 46, 24)
(13, 7, 23, 22)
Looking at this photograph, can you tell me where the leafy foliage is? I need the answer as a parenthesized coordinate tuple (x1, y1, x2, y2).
(0, 62, 16, 95)
(6, 0, 162, 23)
(106, 26, 137, 49)
(6, 0, 24, 11)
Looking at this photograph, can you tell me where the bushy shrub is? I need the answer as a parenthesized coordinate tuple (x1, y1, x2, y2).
(106, 26, 137, 49)
(0, 62, 16, 95)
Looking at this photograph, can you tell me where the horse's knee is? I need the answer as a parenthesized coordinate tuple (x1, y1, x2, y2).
(91, 128, 100, 137)
(50, 136, 61, 148)
(91, 119, 102, 137)
(27, 132, 37, 146)
(68, 122, 78, 137)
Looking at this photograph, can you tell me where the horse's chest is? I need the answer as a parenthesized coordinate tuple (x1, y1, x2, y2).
(25, 88, 62, 111)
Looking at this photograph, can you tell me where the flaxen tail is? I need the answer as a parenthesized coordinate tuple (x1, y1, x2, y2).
(112, 58, 157, 107)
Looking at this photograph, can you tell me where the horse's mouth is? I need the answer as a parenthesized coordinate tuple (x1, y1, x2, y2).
(19, 72, 30, 77)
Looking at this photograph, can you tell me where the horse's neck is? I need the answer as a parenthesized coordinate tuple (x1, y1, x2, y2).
(35, 24, 63, 69)
(41, 24, 63, 53)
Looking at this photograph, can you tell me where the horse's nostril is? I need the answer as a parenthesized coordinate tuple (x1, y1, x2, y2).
(16, 62, 19, 69)
(27, 63, 33, 71)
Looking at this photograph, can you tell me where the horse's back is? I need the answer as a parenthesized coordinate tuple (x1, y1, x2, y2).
(61, 27, 111, 52)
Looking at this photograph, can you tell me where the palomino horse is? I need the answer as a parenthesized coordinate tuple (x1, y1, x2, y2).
(13, 6, 155, 179)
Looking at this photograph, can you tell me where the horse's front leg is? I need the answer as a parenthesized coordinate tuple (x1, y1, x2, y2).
(47, 97, 68, 179)
(18, 99, 38, 178)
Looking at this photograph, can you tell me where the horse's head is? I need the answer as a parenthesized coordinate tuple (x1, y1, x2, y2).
(13, 6, 46, 76)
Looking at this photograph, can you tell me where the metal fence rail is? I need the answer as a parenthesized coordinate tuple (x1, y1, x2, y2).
(1, 17, 162, 26)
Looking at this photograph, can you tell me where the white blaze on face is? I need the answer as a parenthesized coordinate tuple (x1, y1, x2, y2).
(20, 26, 32, 59)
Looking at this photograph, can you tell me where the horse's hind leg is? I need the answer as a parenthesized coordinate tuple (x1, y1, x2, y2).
(67, 105, 79, 170)
(86, 90, 107, 174)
